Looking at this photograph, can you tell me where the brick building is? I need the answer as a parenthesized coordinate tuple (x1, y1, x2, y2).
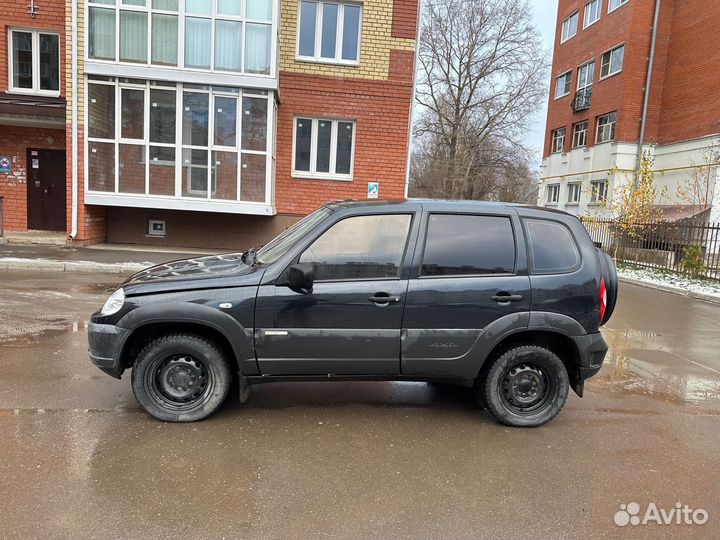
(540, 0, 720, 222)
(0, 0, 418, 248)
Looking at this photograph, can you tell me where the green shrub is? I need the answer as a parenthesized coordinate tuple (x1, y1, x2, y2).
(681, 244, 705, 278)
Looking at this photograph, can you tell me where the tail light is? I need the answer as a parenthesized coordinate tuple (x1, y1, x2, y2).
(599, 277, 607, 324)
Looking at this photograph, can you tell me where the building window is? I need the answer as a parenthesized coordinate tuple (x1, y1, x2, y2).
(551, 128, 566, 154)
(297, 1, 362, 64)
(561, 12, 578, 43)
(555, 71, 572, 98)
(584, 0, 602, 28)
(567, 182, 581, 203)
(547, 184, 560, 204)
(86, 77, 272, 203)
(596, 112, 616, 143)
(8, 29, 60, 95)
(577, 60, 595, 91)
(591, 180, 608, 202)
(572, 121, 588, 148)
(87, 0, 273, 75)
(608, 0, 629, 13)
(293, 117, 355, 179)
(600, 44, 624, 78)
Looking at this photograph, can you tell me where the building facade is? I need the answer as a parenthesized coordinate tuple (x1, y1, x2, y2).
(541, 0, 720, 223)
(0, 0, 418, 248)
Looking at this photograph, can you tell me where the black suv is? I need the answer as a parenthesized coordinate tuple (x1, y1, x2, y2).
(88, 200, 617, 427)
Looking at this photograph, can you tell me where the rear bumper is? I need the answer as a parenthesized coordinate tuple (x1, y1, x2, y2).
(573, 332, 608, 380)
(88, 322, 127, 379)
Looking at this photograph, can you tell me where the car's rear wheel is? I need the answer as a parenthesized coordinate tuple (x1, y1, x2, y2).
(481, 345, 569, 427)
(131, 333, 232, 422)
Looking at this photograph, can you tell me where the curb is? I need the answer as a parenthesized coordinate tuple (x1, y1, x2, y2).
(619, 276, 720, 305)
(0, 259, 148, 275)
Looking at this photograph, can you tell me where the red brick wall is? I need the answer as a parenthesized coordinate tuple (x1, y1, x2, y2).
(392, 0, 419, 39)
(0, 0, 65, 95)
(0, 126, 65, 232)
(544, 0, 654, 157)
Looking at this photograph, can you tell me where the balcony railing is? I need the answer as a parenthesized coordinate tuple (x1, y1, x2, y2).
(572, 87, 592, 112)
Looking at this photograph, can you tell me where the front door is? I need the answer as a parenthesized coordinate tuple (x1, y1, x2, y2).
(27, 149, 66, 231)
(255, 212, 416, 375)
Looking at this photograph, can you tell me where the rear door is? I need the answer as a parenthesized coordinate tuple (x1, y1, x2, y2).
(401, 210, 531, 378)
(254, 210, 418, 375)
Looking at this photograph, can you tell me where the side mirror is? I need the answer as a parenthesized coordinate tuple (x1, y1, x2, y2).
(287, 263, 314, 293)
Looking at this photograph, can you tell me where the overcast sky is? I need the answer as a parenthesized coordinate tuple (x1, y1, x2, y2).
(526, 0, 559, 166)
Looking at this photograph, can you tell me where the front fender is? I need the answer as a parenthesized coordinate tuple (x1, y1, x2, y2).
(117, 302, 257, 375)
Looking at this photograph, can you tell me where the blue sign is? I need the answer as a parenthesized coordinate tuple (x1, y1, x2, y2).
(367, 181, 379, 199)
(0, 156, 11, 174)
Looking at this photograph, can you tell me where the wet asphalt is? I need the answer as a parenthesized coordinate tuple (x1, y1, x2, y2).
(0, 270, 719, 539)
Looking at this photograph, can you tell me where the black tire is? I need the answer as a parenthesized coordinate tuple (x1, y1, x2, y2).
(131, 333, 233, 422)
(597, 248, 618, 325)
(481, 345, 569, 427)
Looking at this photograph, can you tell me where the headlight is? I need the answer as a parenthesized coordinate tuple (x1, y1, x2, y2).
(101, 288, 125, 316)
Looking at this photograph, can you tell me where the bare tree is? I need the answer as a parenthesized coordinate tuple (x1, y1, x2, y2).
(410, 0, 548, 201)
(678, 139, 719, 211)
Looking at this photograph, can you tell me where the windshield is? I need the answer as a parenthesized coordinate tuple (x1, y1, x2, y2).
(255, 206, 334, 264)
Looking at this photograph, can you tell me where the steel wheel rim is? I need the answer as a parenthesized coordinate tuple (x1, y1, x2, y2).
(147, 354, 215, 412)
(498, 362, 556, 416)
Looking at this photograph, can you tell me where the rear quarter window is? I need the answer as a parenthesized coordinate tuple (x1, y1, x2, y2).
(525, 218, 580, 273)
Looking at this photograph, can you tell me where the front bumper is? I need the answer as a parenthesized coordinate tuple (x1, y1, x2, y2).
(88, 322, 128, 379)
(572, 332, 608, 380)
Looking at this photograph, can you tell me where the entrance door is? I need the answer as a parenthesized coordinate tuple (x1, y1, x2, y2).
(27, 149, 66, 231)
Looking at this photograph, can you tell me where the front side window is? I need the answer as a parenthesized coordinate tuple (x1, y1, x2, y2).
(561, 12, 578, 42)
(567, 183, 581, 203)
(525, 219, 580, 274)
(596, 112, 617, 143)
(584, 0, 601, 27)
(88, 0, 273, 75)
(421, 214, 516, 276)
(555, 71, 571, 98)
(294, 117, 355, 179)
(298, 214, 412, 281)
(600, 44, 624, 78)
(87, 78, 271, 202)
(551, 128, 566, 154)
(547, 184, 559, 204)
(298, 1, 362, 63)
(9, 30, 60, 95)
(572, 121, 588, 148)
(591, 180, 608, 202)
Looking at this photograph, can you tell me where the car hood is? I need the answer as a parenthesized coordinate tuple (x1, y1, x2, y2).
(121, 253, 265, 295)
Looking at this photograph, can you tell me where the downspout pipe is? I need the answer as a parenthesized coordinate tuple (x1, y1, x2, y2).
(404, 0, 423, 199)
(636, 0, 661, 186)
(69, 0, 79, 239)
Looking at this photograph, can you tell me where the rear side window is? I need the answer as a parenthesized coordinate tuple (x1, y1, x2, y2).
(525, 219, 580, 273)
(421, 214, 516, 276)
(299, 214, 412, 281)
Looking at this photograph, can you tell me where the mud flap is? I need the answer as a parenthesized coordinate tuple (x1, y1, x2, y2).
(571, 375, 584, 398)
(239, 373, 251, 404)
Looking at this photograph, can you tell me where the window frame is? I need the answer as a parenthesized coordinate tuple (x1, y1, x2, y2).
(567, 182, 581, 204)
(418, 212, 518, 278)
(577, 59, 595, 91)
(590, 179, 608, 203)
(7, 28, 61, 97)
(546, 184, 560, 205)
(560, 11, 579, 43)
(291, 116, 356, 180)
(583, 0, 602, 28)
(84, 0, 277, 79)
(522, 217, 582, 275)
(296, 0, 363, 66)
(599, 43, 624, 79)
(572, 120, 588, 148)
(596, 112, 617, 144)
(555, 71, 572, 99)
(293, 212, 415, 283)
(551, 127, 566, 154)
(608, 0, 629, 14)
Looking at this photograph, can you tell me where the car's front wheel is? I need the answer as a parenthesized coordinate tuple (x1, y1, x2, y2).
(131, 333, 233, 422)
(481, 345, 569, 427)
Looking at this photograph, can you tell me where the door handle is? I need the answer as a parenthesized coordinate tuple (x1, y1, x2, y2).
(368, 295, 400, 304)
(491, 293, 523, 303)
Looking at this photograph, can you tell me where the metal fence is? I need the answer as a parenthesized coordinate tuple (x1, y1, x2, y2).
(581, 218, 720, 281)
